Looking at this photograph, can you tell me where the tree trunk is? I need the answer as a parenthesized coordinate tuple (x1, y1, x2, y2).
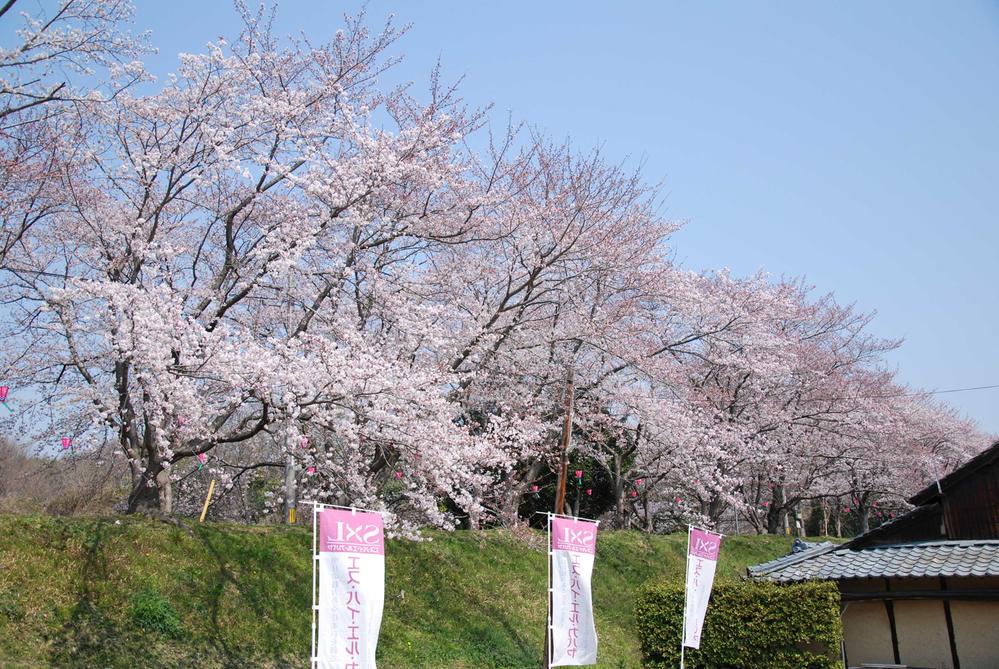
(612, 454, 627, 528)
(500, 459, 544, 526)
(707, 495, 727, 525)
(157, 467, 173, 515)
(766, 485, 786, 534)
(127, 462, 162, 513)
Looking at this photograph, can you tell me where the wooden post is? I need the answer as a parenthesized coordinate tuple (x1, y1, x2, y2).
(553, 366, 574, 516)
(199, 479, 216, 523)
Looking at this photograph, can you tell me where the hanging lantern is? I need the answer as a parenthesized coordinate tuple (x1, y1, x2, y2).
(586, 488, 592, 496)
(630, 490, 638, 498)
(674, 497, 682, 504)
(394, 471, 403, 480)
(307, 467, 316, 475)
(530, 484, 540, 492)
(575, 470, 583, 480)
(196, 452, 207, 469)
(636, 478, 644, 486)
(0, 386, 9, 402)
(61, 436, 72, 450)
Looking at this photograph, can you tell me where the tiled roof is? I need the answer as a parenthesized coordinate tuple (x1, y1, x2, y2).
(746, 540, 837, 577)
(748, 540, 999, 583)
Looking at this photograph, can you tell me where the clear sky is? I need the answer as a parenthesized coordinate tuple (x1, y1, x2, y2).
(126, 2, 999, 433)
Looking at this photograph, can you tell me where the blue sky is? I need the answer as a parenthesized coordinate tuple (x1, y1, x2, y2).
(122, 2, 999, 433)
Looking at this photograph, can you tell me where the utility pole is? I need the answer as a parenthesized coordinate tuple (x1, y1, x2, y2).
(285, 450, 297, 523)
(554, 365, 574, 516)
(284, 275, 297, 524)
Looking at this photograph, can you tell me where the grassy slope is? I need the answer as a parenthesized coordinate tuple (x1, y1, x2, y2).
(0, 515, 796, 669)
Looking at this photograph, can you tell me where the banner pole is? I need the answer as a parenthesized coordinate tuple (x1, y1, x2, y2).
(300, 500, 385, 516)
(680, 524, 690, 669)
(547, 512, 553, 669)
(311, 501, 318, 669)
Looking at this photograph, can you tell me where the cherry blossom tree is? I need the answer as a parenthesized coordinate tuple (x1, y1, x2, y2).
(1, 0, 150, 263)
(0, 2, 988, 533)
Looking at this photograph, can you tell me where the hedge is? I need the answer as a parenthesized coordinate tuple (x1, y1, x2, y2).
(636, 579, 843, 669)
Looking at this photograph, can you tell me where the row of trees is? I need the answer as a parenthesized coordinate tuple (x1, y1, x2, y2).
(0, 1, 987, 533)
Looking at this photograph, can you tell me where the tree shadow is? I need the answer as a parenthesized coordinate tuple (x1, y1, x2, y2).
(187, 524, 311, 668)
(44, 519, 172, 668)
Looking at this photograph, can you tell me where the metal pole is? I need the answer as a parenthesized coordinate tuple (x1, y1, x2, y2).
(680, 524, 690, 669)
(546, 512, 553, 669)
(284, 275, 297, 525)
(311, 501, 319, 668)
(574, 475, 581, 518)
(286, 452, 297, 523)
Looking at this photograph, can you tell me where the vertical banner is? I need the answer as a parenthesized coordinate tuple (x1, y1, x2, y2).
(682, 526, 722, 650)
(549, 516, 599, 666)
(315, 508, 385, 669)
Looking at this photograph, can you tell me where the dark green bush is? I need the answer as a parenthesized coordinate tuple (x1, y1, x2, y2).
(636, 579, 842, 669)
(129, 587, 183, 638)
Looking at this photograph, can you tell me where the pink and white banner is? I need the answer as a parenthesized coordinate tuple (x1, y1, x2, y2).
(549, 516, 599, 666)
(316, 508, 385, 669)
(682, 526, 722, 650)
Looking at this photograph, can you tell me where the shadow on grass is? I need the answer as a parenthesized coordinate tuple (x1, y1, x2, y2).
(43, 518, 311, 669)
(187, 523, 311, 669)
(380, 538, 545, 669)
(45, 519, 172, 669)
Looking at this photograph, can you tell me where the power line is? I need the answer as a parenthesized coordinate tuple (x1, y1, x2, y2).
(825, 383, 999, 402)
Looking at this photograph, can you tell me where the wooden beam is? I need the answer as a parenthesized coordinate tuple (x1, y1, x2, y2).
(941, 577, 961, 669)
(883, 578, 901, 665)
(553, 366, 574, 516)
(840, 589, 999, 602)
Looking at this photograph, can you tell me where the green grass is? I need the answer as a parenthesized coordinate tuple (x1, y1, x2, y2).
(0, 515, 802, 668)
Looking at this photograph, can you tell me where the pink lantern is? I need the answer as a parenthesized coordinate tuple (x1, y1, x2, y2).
(636, 478, 644, 486)
(299, 436, 309, 449)
(530, 484, 539, 492)
(586, 489, 592, 496)
(674, 497, 682, 504)
(394, 471, 403, 480)
(762, 501, 769, 508)
(0, 386, 8, 402)
(630, 490, 638, 498)
(575, 470, 583, 479)
(845, 506, 851, 513)
(307, 467, 316, 474)
(197, 452, 207, 465)
(61, 436, 72, 450)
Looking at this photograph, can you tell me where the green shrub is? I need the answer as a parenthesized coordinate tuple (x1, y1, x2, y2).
(130, 587, 183, 638)
(636, 579, 842, 669)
